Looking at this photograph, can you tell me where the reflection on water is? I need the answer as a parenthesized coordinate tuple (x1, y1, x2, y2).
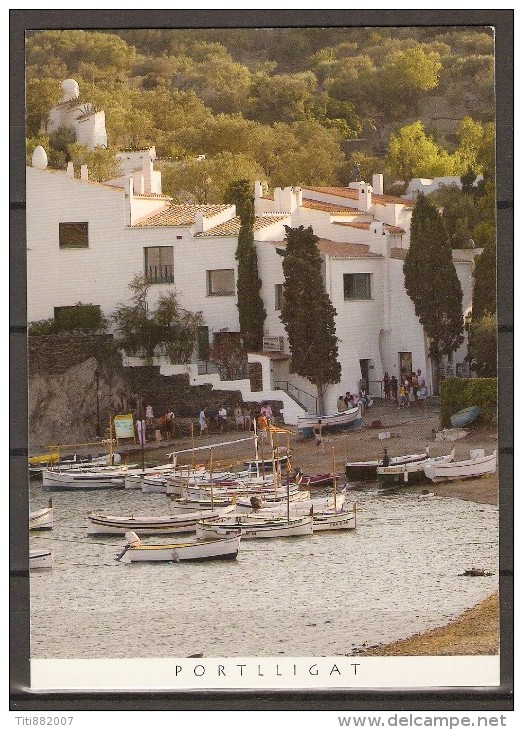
(29, 481, 498, 659)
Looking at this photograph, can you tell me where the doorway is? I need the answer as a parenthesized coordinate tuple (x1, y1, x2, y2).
(399, 352, 412, 383)
(359, 359, 370, 392)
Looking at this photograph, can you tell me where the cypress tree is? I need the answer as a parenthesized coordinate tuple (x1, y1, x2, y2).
(403, 194, 464, 387)
(280, 225, 341, 415)
(226, 179, 266, 351)
(471, 236, 496, 320)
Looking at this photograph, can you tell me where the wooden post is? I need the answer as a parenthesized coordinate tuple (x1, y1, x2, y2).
(209, 447, 214, 511)
(191, 423, 195, 469)
(332, 447, 337, 512)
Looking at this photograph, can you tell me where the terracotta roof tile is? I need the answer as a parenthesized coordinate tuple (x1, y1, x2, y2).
(390, 247, 408, 260)
(133, 204, 232, 227)
(391, 247, 475, 263)
(196, 215, 288, 237)
(269, 239, 381, 259)
(333, 221, 405, 234)
(316, 239, 382, 258)
(304, 186, 415, 207)
(301, 200, 360, 214)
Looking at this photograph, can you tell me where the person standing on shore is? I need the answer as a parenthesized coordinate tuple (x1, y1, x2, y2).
(390, 376, 398, 403)
(383, 372, 391, 401)
(313, 419, 325, 453)
(198, 408, 207, 437)
(136, 417, 146, 447)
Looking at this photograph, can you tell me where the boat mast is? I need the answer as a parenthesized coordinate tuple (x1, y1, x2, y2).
(332, 447, 337, 512)
(209, 447, 214, 511)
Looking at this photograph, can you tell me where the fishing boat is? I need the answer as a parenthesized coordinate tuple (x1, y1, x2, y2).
(423, 449, 497, 482)
(29, 548, 54, 569)
(87, 504, 236, 535)
(296, 471, 337, 490)
(450, 406, 481, 428)
(42, 467, 130, 491)
(116, 532, 241, 563)
(309, 450, 356, 532)
(345, 449, 429, 481)
(29, 498, 53, 530)
(297, 405, 362, 439)
(29, 452, 117, 475)
(311, 502, 357, 532)
(377, 449, 455, 488)
(195, 514, 313, 540)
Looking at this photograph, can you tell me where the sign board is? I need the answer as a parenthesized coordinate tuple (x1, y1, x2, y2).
(113, 414, 135, 442)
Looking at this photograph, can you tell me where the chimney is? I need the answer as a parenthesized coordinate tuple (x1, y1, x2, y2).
(254, 180, 264, 199)
(358, 182, 372, 212)
(195, 211, 204, 234)
(80, 164, 88, 181)
(372, 174, 384, 196)
(66, 161, 74, 179)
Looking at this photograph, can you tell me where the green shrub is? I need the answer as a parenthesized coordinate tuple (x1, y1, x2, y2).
(440, 376, 497, 427)
(55, 303, 107, 332)
(28, 318, 57, 336)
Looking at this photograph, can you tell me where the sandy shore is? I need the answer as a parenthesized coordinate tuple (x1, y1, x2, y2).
(123, 398, 500, 657)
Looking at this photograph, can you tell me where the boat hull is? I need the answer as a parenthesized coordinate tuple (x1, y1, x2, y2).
(196, 515, 313, 540)
(377, 453, 455, 488)
(423, 451, 497, 482)
(30, 549, 54, 569)
(87, 506, 235, 535)
(450, 406, 481, 428)
(119, 536, 240, 563)
(42, 469, 125, 491)
(312, 508, 356, 532)
(29, 506, 53, 530)
(345, 452, 428, 482)
(297, 406, 362, 439)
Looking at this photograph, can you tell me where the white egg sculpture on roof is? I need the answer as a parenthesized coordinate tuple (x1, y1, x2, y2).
(61, 78, 80, 102)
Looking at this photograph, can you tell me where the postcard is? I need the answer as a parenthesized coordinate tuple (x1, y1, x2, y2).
(12, 10, 512, 709)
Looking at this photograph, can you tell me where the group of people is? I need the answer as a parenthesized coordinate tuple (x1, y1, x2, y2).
(337, 389, 372, 413)
(199, 401, 275, 437)
(136, 405, 176, 446)
(383, 369, 428, 408)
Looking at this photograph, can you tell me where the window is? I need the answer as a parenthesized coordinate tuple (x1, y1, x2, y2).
(59, 222, 89, 248)
(207, 269, 235, 296)
(343, 273, 371, 300)
(144, 247, 174, 284)
(275, 284, 284, 310)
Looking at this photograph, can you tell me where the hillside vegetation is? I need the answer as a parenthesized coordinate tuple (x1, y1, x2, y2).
(25, 27, 495, 203)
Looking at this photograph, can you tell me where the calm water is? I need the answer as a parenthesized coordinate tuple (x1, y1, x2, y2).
(29, 479, 498, 659)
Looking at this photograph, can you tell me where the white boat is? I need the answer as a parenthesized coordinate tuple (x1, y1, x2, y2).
(29, 499, 53, 530)
(297, 405, 362, 439)
(377, 449, 455, 487)
(42, 467, 130, 491)
(29, 548, 54, 569)
(116, 533, 241, 563)
(168, 497, 234, 513)
(195, 514, 313, 540)
(311, 502, 357, 532)
(423, 450, 497, 482)
(86, 505, 236, 535)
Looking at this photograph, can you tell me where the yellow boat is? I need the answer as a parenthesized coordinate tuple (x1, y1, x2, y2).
(29, 452, 60, 465)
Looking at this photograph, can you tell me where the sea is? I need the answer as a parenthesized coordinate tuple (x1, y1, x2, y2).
(28, 477, 498, 660)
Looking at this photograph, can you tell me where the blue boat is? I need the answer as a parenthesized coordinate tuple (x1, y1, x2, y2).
(450, 406, 480, 428)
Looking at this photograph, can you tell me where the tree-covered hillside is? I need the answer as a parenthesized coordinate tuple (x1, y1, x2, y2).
(25, 26, 495, 202)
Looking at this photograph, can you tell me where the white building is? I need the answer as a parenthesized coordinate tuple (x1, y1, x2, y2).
(27, 84, 476, 421)
(47, 79, 108, 150)
(404, 175, 483, 199)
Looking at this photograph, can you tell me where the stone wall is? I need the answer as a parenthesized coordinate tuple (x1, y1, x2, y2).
(28, 335, 285, 447)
